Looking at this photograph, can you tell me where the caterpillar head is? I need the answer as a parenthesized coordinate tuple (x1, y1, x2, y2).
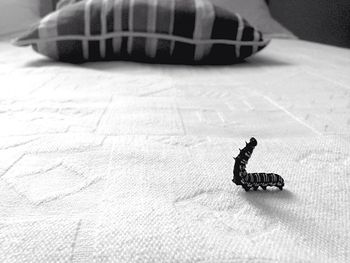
(236, 137, 257, 159)
(247, 137, 257, 147)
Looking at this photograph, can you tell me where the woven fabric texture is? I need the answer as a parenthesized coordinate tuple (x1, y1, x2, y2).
(1, 39, 350, 262)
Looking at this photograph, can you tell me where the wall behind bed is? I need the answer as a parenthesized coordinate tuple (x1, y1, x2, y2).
(40, 0, 60, 17)
(268, 0, 350, 48)
(0, 0, 40, 37)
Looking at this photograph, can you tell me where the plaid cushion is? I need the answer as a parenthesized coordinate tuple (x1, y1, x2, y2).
(15, 0, 269, 64)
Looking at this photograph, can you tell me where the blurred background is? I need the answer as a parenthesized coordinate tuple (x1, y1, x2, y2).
(268, 0, 350, 48)
(0, 0, 40, 38)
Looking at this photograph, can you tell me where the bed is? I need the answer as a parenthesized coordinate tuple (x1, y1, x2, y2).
(1, 1, 350, 262)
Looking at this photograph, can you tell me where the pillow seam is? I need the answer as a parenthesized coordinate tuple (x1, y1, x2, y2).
(14, 31, 269, 47)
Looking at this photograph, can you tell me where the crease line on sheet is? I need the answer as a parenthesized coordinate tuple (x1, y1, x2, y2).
(262, 94, 323, 136)
(93, 96, 113, 133)
(91, 139, 116, 256)
(175, 104, 187, 135)
(70, 219, 82, 263)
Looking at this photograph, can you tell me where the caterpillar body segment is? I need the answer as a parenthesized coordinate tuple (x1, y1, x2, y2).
(232, 138, 284, 191)
(240, 172, 284, 191)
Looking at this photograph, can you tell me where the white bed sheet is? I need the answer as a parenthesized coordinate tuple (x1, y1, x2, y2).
(0, 39, 349, 262)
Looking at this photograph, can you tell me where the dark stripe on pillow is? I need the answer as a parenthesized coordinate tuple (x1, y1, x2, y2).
(156, 40, 172, 61)
(242, 27, 255, 41)
(90, 0, 102, 35)
(209, 44, 236, 63)
(106, 0, 115, 33)
(56, 2, 87, 61)
(88, 41, 101, 61)
(111, 0, 123, 55)
(155, 0, 173, 59)
(240, 45, 253, 59)
(119, 0, 129, 56)
(172, 0, 196, 61)
(132, 0, 149, 56)
(57, 3, 85, 35)
(121, 0, 129, 31)
(120, 37, 129, 58)
(85, 0, 101, 60)
(173, 0, 195, 38)
(155, 0, 172, 34)
(172, 42, 195, 63)
(133, 0, 149, 33)
(132, 37, 148, 58)
(106, 38, 116, 59)
(58, 40, 84, 62)
(211, 6, 238, 40)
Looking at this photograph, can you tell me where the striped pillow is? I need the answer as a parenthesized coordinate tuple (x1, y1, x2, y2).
(14, 0, 269, 64)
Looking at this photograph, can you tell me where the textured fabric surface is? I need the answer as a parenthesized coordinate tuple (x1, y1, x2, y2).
(0, 38, 350, 262)
(14, 0, 268, 64)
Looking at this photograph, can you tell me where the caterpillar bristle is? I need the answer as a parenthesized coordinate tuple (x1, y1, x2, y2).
(243, 185, 250, 191)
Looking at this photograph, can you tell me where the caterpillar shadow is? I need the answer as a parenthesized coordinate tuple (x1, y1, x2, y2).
(239, 188, 338, 259)
(238, 188, 298, 224)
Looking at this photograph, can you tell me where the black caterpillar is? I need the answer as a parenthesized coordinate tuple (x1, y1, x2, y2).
(232, 137, 284, 191)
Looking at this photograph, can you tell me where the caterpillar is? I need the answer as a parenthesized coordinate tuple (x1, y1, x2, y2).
(232, 137, 284, 191)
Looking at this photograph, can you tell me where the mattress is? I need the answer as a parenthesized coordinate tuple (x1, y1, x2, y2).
(0, 38, 349, 262)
